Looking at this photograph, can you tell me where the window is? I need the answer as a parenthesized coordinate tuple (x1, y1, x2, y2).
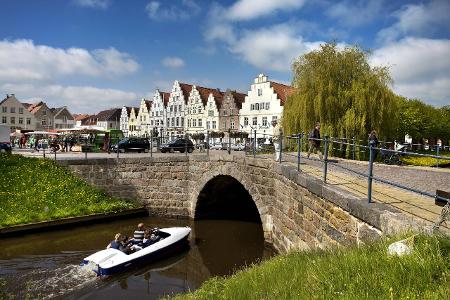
(198, 119, 202, 127)
(222, 121, 226, 129)
(43, 110, 46, 115)
(178, 105, 182, 112)
(188, 119, 191, 127)
(212, 121, 216, 129)
(19, 107, 23, 114)
(198, 107, 202, 114)
(244, 117, 248, 126)
(255, 103, 259, 110)
(206, 121, 210, 129)
(262, 116, 267, 127)
(176, 117, 179, 127)
(223, 110, 227, 116)
(10, 117, 15, 124)
(265, 102, 270, 110)
(171, 117, 175, 127)
(10, 107, 15, 113)
(1, 116, 6, 123)
(19, 117, 23, 124)
(251, 104, 255, 110)
(174, 105, 177, 113)
(170, 106, 173, 113)
(181, 117, 184, 127)
(208, 110, 214, 117)
(193, 119, 197, 127)
(193, 108, 196, 114)
(272, 116, 278, 122)
(258, 88, 262, 96)
(26, 118, 31, 125)
(252, 117, 257, 126)
(1, 107, 6, 113)
(260, 102, 264, 110)
(167, 118, 170, 126)
(151, 120, 154, 126)
(231, 120, 235, 129)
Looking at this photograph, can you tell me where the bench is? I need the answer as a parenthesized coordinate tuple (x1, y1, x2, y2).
(436, 190, 450, 207)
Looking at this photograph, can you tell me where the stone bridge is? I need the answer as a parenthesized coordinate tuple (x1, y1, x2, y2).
(58, 155, 429, 253)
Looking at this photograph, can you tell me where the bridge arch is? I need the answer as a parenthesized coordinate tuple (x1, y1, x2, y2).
(190, 166, 268, 224)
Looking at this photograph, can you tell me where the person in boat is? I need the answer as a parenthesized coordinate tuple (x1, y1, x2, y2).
(107, 233, 131, 253)
(130, 228, 161, 251)
(131, 223, 146, 245)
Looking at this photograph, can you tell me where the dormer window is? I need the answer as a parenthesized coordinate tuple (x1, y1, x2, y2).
(258, 89, 262, 96)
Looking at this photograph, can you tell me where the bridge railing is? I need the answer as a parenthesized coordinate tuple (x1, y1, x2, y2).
(268, 133, 450, 208)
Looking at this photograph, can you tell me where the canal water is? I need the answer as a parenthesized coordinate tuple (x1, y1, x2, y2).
(0, 217, 273, 299)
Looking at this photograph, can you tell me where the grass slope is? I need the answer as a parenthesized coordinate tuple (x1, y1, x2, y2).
(0, 154, 136, 227)
(174, 235, 449, 300)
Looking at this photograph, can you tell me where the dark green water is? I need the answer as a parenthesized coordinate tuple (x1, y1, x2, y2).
(0, 217, 273, 299)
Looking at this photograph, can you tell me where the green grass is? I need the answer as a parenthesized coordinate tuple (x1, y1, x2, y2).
(0, 154, 136, 227)
(173, 235, 450, 300)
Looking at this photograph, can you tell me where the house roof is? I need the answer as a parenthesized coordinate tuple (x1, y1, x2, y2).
(161, 92, 170, 107)
(50, 106, 72, 118)
(27, 101, 45, 114)
(179, 83, 193, 104)
(195, 86, 224, 108)
(230, 91, 246, 109)
(73, 114, 90, 121)
(144, 100, 152, 111)
(95, 108, 122, 122)
(269, 81, 295, 106)
(81, 115, 97, 125)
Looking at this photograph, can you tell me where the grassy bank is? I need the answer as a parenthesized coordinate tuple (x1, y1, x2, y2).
(174, 235, 449, 299)
(0, 154, 136, 227)
(403, 152, 450, 167)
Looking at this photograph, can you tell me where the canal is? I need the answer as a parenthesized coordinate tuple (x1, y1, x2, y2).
(0, 216, 273, 299)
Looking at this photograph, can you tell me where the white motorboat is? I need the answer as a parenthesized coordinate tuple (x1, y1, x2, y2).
(82, 227, 191, 276)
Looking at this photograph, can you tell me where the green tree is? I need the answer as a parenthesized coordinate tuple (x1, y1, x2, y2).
(283, 43, 398, 142)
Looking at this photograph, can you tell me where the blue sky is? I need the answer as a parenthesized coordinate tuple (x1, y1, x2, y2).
(0, 0, 449, 113)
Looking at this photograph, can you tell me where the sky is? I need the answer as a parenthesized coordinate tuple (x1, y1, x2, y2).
(0, 0, 449, 114)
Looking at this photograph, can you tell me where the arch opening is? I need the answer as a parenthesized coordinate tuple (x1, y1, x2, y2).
(195, 175, 261, 223)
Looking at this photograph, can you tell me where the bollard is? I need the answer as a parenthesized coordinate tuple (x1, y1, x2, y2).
(323, 135, 329, 183)
(297, 133, 301, 171)
(352, 136, 355, 160)
(253, 130, 256, 158)
(228, 128, 231, 155)
(185, 134, 188, 157)
(150, 135, 153, 158)
(367, 144, 374, 203)
(85, 150, 87, 160)
(279, 129, 283, 163)
(117, 144, 119, 159)
(436, 145, 440, 168)
(206, 130, 209, 157)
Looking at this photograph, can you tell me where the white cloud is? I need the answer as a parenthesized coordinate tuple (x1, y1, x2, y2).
(145, 0, 200, 21)
(377, 0, 450, 43)
(371, 37, 450, 106)
(1, 83, 137, 114)
(226, 0, 305, 21)
(230, 25, 321, 72)
(0, 39, 139, 82)
(74, 0, 111, 9)
(161, 57, 185, 68)
(325, 0, 383, 27)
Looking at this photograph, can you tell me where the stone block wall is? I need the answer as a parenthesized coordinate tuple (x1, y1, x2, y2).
(58, 155, 429, 254)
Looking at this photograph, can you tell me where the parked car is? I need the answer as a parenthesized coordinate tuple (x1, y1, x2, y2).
(112, 138, 150, 153)
(230, 143, 245, 151)
(0, 125, 11, 153)
(159, 138, 194, 153)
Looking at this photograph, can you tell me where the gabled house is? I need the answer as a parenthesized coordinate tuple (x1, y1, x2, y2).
(136, 98, 152, 137)
(74, 114, 91, 127)
(239, 74, 294, 139)
(51, 106, 75, 129)
(166, 81, 191, 140)
(150, 89, 169, 139)
(27, 100, 55, 131)
(95, 108, 122, 130)
(120, 107, 133, 137)
(0, 94, 36, 131)
(128, 107, 139, 137)
(219, 89, 245, 133)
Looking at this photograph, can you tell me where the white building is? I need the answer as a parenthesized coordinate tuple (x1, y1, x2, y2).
(128, 107, 139, 137)
(166, 81, 191, 140)
(0, 94, 36, 131)
(120, 107, 133, 137)
(203, 90, 223, 134)
(51, 107, 75, 129)
(150, 89, 169, 139)
(240, 74, 294, 139)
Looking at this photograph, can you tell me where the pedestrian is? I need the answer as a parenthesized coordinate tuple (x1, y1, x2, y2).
(368, 130, 379, 161)
(307, 122, 323, 160)
(63, 135, 69, 152)
(69, 136, 75, 151)
(103, 132, 110, 153)
(272, 119, 282, 161)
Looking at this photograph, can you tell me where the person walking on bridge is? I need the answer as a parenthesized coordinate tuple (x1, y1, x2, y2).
(272, 119, 282, 161)
(307, 122, 323, 160)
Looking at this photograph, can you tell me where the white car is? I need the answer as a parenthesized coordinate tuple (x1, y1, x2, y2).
(230, 143, 245, 151)
(209, 143, 222, 150)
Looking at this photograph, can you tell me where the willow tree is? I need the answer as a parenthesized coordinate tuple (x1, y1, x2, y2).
(283, 43, 398, 142)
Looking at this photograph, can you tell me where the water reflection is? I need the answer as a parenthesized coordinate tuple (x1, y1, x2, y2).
(0, 217, 273, 299)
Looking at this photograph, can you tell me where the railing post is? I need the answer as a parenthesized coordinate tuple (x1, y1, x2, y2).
(368, 144, 374, 203)
(253, 130, 256, 158)
(54, 148, 56, 160)
(279, 128, 283, 163)
(436, 145, 440, 168)
(297, 133, 301, 171)
(85, 149, 87, 160)
(43, 147, 46, 159)
(323, 135, 329, 183)
(228, 128, 231, 155)
(117, 142, 119, 159)
(206, 130, 209, 157)
(352, 136, 355, 160)
(185, 133, 188, 157)
(150, 134, 153, 158)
